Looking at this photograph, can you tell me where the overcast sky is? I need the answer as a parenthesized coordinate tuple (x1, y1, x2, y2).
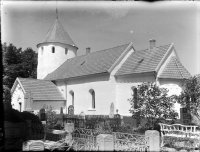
(2, 1, 200, 76)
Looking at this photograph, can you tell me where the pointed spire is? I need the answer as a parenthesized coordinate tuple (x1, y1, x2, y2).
(56, 4, 58, 19)
(37, 19, 77, 48)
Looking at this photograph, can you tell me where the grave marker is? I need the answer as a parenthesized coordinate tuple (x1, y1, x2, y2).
(68, 105, 74, 116)
(109, 102, 114, 118)
(39, 108, 46, 121)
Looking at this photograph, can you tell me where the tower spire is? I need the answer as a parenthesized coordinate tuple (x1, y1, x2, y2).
(56, 5, 58, 19)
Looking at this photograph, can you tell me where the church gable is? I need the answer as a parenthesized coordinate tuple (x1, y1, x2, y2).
(158, 56, 191, 79)
(115, 44, 172, 76)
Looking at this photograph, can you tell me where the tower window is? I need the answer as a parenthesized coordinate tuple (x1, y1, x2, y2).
(89, 89, 95, 109)
(52, 47, 55, 53)
(69, 90, 74, 107)
(41, 47, 43, 55)
(65, 48, 68, 55)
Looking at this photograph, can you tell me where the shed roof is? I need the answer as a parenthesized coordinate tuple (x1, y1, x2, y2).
(17, 78, 65, 100)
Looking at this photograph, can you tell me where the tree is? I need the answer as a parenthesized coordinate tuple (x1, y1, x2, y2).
(2, 43, 38, 104)
(129, 82, 178, 130)
(176, 75, 200, 121)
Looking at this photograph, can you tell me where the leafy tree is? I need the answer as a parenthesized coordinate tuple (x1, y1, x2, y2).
(176, 75, 200, 121)
(2, 43, 38, 104)
(129, 82, 178, 130)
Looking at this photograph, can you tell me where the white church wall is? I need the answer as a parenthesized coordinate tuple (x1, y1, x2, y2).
(37, 42, 77, 79)
(159, 78, 184, 119)
(55, 81, 66, 99)
(11, 83, 25, 112)
(116, 73, 156, 116)
(62, 73, 115, 115)
(32, 100, 66, 114)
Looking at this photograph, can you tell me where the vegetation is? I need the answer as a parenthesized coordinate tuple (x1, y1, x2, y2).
(129, 82, 178, 130)
(176, 75, 200, 121)
(42, 104, 58, 129)
(2, 43, 37, 104)
(4, 106, 41, 124)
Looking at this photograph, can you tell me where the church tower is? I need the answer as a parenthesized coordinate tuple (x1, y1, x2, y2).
(37, 11, 78, 79)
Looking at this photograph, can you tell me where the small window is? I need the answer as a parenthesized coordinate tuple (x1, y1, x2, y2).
(69, 90, 74, 107)
(89, 89, 95, 109)
(65, 48, 68, 55)
(52, 47, 55, 53)
(41, 47, 43, 55)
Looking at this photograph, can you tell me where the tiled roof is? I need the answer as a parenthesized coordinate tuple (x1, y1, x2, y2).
(44, 43, 131, 80)
(37, 19, 76, 47)
(116, 44, 172, 75)
(18, 78, 65, 100)
(159, 56, 191, 79)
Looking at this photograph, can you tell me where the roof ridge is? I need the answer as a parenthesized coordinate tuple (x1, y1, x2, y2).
(173, 56, 184, 77)
(136, 43, 172, 52)
(18, 77, 52, 82)
(60, 43, 131, 62)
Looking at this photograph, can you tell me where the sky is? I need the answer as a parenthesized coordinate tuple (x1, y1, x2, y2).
(1, 1, 200, 76)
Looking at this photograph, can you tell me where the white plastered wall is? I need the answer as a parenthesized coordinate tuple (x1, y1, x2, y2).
(62, 74, 114, 115)
(32, 100, 66, 114)
(116, 73, 156, 116)
(11, 83, 25, 112)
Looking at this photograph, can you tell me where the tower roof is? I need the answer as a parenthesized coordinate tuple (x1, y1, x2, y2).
(37, 19, 77, 48)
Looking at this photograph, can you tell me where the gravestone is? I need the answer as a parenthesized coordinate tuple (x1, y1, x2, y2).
(39, 108, 46, 121)
(109, 103, 114, 118)
(64, 123, 74, 144)
(97, 134, 114, 151)
(180, 107, 191, 125)
(68, 105, 74, 116)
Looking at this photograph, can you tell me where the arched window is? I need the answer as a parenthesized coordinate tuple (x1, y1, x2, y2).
(65, 48, 68, 55)
(69, 90, 74, 107)
(89, 89, 95, 109)
(131, 86, 138, 109)
(41, 47, 43, 55)
(52, 46, 55, 53)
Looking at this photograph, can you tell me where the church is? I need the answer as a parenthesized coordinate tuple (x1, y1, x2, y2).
(10, 15, 191, 117)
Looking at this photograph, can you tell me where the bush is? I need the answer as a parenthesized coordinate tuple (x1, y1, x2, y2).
(21, 111, 41, 124)
(4, 107, 41, 124)
(4, 108, 25, 123)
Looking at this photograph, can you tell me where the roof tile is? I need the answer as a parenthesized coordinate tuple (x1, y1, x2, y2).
(44, 43, 130, 80)
(18, 78, 65, 100)
(37, 19, 76, 47)
(116, 44, 171, 75)
(159, 56, 191, 79)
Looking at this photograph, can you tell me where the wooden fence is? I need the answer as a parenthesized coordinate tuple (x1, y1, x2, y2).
(159, 123, 200, 151)
(4, 120, 44, 150)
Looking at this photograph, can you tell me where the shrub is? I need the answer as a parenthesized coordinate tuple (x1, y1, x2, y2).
(21, 111, 41, 124)
(4, 108, 25, 123)
(4, 107, 41, 124)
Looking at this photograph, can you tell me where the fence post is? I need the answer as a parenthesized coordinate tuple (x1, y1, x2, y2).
(26, 120, 32, 140)
(145, 130, 160, 151)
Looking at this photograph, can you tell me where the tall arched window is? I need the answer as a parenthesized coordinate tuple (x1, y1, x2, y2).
(41, 47, 44, 55)
(52, 46, 55, 53)
(89, 89, 95, 109)
(69, 90, 74, 107)
(65, 48, 68, 55)
(131, 86, 138, 109)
